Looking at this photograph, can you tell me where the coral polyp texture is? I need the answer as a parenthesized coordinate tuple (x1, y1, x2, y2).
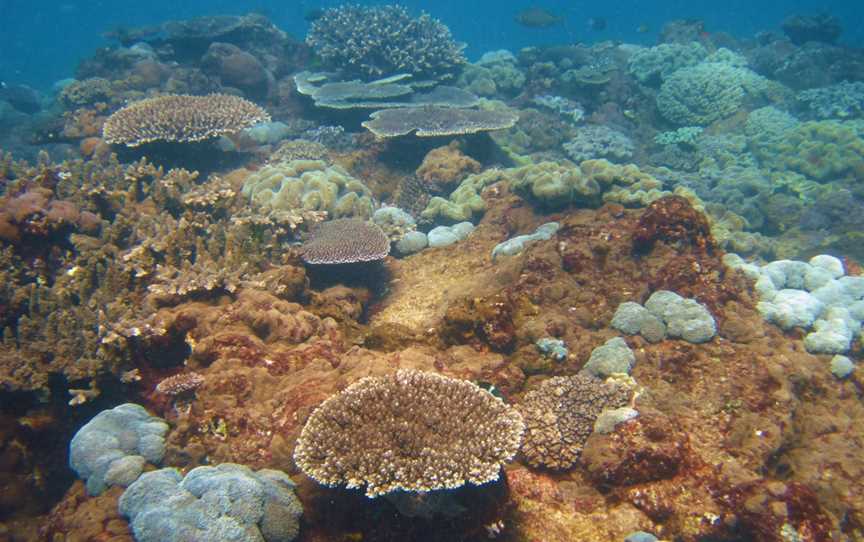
(306, 4, 466, 80)
(300, 218, 390, 264)
(293, 369, 525, 497)
(518, 374, 633, 470)
(102, 94, 270, 146)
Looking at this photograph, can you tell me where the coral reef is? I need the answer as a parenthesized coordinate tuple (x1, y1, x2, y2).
(293, 369, 524, 497)
(306, 5, 466, 80)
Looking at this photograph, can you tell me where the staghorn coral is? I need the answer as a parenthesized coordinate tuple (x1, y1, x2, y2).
(518, 374, 633, 470)
(306, 5, 466, 80)
(293, 369, 524, 497)
(300, 218, 390, 264)
(362, 105, 518, 138)
(242, 159, 375, 219)
(102, 94, 270, 146)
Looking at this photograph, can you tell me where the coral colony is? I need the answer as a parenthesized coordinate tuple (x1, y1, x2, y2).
(2, 5, 864, 542)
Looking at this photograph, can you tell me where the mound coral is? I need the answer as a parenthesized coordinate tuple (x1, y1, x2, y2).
(69, 404, 169, 496)
(306, 5, 466, 80)
(119, 464, 302, 542)
(415, 142, 481, 190)
(657, 60, 768, 126)
(293, 369, 524, 497)
(102, 94, 270, 146)
(242, 159, 375, 219)
(300, 218, 390, 265)
(518, 374, 633, 470)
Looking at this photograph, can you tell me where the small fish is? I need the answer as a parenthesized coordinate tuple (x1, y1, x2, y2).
(515, 7, 563, 29)
(587, 16, 607, 31)
(304, 8, 325, 23)
(636, 23, 651, 33)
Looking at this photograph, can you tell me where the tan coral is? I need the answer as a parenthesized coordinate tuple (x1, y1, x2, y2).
(293, 369, 524, 497)
(102, 94, 270, 147)
(415, 142, 481, 190)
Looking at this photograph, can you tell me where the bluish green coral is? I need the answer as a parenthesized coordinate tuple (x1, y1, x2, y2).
(119, 463, 302, 542)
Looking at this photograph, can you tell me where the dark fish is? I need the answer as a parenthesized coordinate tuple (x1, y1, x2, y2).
(587, 16, 607, 31)
(515, 7, 563, 28)
(304, 8, 325, 23)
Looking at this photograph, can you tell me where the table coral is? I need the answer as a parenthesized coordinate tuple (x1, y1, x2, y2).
(293, 369, 524, 497)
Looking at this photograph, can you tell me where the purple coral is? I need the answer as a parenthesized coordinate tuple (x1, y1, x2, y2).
(300, 218, 390, 264)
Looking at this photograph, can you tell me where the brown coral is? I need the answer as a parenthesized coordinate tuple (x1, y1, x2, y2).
(102, 94, 270, 147)
(300, 218, 390, 265)
(518, 374, 633, 470)
(293, 369, 524, 497)
(415, 142, 481, 191)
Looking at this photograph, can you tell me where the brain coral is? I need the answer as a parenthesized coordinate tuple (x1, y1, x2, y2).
(293, 369, 524, 497)
(657, 61, 768, 126)
(300, 218, 391, 264)
(518, 374, 632, 470)
(119, 463, 302, 542)
(242, 159, 375, 219)
(69, 403, 169, 496)
(103, 94, 270, 146)
(306, 4, 466, 80)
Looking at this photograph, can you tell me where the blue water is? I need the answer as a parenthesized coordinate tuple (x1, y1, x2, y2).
(1, 0, 863, 91)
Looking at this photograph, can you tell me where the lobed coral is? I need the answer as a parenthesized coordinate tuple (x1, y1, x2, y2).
(242, 159, 375, 219)
(306, 5, 466, 80)
(627, 42, 708, 86)
(103, 94, 270, 146)
(69, 403, 169, 496)
(657, 59, 769, 126)
(119, 463, 302, 542)
(293, 369, 524, 497)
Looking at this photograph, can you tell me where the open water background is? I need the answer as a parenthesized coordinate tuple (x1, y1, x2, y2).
(1, 0, 863, 91)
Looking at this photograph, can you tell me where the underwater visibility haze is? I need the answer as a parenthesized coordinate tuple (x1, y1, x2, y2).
(2, 1, 864, 541)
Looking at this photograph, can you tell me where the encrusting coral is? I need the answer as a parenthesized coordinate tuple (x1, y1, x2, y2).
(293, 369, 524, 497)
(102, 94, 270, 146)
(518, 374, 633, 470)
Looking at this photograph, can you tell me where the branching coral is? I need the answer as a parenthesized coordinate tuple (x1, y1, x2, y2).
(293, 369, 524, 497)
(306, 5, 466, 80)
